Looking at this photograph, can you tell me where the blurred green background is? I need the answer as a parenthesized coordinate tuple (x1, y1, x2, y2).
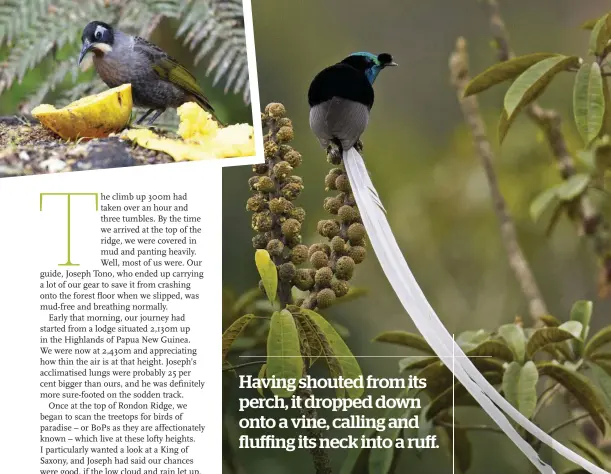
(223, 0, 611, 473)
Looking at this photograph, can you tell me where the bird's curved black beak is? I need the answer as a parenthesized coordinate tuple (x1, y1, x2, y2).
(78, 40, 93, 66)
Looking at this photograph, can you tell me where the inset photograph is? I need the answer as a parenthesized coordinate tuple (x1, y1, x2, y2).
(0, 0, 260, 177)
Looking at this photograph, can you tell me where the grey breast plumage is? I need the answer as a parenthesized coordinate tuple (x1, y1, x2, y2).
(309, 97, 370, 150)
(92, 31, 189, 109)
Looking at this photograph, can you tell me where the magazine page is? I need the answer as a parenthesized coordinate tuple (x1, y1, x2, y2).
(2, 1, 611, 474)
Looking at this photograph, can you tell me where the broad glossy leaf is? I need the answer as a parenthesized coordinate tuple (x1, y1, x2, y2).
(574, 62, 605, 144)
(530, 187, 559, 222)
(222, 314, 255, 360)
(303, 309, 364, 398)
(585, 326, 611, 358)
(294, 313, 313, 366)
(373, 331, 434, 354)
(539, 362, 611, 433)
(267, 310, 302, 397)
(255, 249, 277, 304)
(556, 173, 591, 201)
(503, 56, 580, 141)
(589, 13, 611, 56)
(464, 53, 559, 97)
(467, 340, 514, 361)
(502, 361, 539, 419)
(499, 323, 527, 362)
(257, 363, 267, 397)
(526, 326, 579, 358)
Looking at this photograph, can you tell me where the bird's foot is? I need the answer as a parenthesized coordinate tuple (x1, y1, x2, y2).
(355, 139, 364, 153)
(326, 141, 342, 165)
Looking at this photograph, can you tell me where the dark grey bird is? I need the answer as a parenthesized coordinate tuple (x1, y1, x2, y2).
(78, 21, 222, 125)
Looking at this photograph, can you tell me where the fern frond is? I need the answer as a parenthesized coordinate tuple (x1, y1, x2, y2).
(177, 0, 250, 104)
(0, 0, 111, 94)
(0, 0, 51, 48)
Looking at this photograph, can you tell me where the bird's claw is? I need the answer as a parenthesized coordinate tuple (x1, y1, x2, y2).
(355, 140, 364, 153)
(326, 142, 342, 165)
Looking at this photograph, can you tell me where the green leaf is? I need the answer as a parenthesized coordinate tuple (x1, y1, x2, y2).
(303, 309, 364, 398)
(571, 438, 611, 469)
(222, 314, 255, 361)
(368, 408, 406, 474)
(502, 361, 539, 419)
(585, 326, 611, 358)
(467, 340, 514, 361)
(266, 310, 302, 397)
(427, 371, 502, 420)
(373, 331, 434, 355)
(498, 324, 526, 362)
(574, 62, 605, 145)
(232, 287, 263, 315)
(589, 13, 611, 56)
(463, 53, 560, 97)
(399, 355, 439, 372)
(539, 362, 611, 433)
(530, 187, 560, 222)
(256, 364, 267, 397)
(540, 314, 562, 327)
(503, 56, 581, 141)
(556, 173, 591, 201)
(588, 363, 611, 407)
(255, 249, 277, 304)
(582, 18, 599, 30)
(339, 427, 375, 474)
(526, 326, 579, 358)
(456, 329, 490, 350)
(437, 415, 472, 474)
(570, 300, 592, 340)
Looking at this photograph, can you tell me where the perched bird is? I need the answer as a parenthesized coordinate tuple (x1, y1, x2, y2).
(308, 52, 396, 153)
(78, 21, 221, 125)
(308, 54, 603, 474)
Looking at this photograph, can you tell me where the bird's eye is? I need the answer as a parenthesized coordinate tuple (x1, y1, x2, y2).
(95, 31, 102, 40)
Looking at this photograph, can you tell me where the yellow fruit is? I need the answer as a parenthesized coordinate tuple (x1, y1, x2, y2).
(121, 102, 255, 161)
(32, 84, 133, 140)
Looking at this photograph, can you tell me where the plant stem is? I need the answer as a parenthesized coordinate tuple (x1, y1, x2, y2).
(296, 385, 333, 474)
(547, 412, 591, 437)
(484, 0, 611, 296)
(449, 37, 549, 325)
(532, 382, 560, 420)
(434, 417, 504, 435)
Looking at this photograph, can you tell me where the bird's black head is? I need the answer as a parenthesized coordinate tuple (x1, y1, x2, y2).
(79, 21, 115, 65)
(341, 52, 397, 85)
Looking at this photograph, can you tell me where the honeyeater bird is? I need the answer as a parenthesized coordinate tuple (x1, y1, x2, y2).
(78, 21, 221, 125)
(308, 53, 602, 474)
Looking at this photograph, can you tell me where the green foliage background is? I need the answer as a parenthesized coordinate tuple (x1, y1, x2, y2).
(223, 1, 611, 473)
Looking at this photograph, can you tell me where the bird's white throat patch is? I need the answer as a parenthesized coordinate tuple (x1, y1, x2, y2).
(92, 42, 113, 54)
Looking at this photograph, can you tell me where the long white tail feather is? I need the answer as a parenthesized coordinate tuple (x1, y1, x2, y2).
(343, 147, 607, 474)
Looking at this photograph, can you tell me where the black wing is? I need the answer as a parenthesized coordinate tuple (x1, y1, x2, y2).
(308, 63, 374, 109)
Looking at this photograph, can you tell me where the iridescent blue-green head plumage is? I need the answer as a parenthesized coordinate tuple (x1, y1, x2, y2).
(342, 52, 397, 84)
